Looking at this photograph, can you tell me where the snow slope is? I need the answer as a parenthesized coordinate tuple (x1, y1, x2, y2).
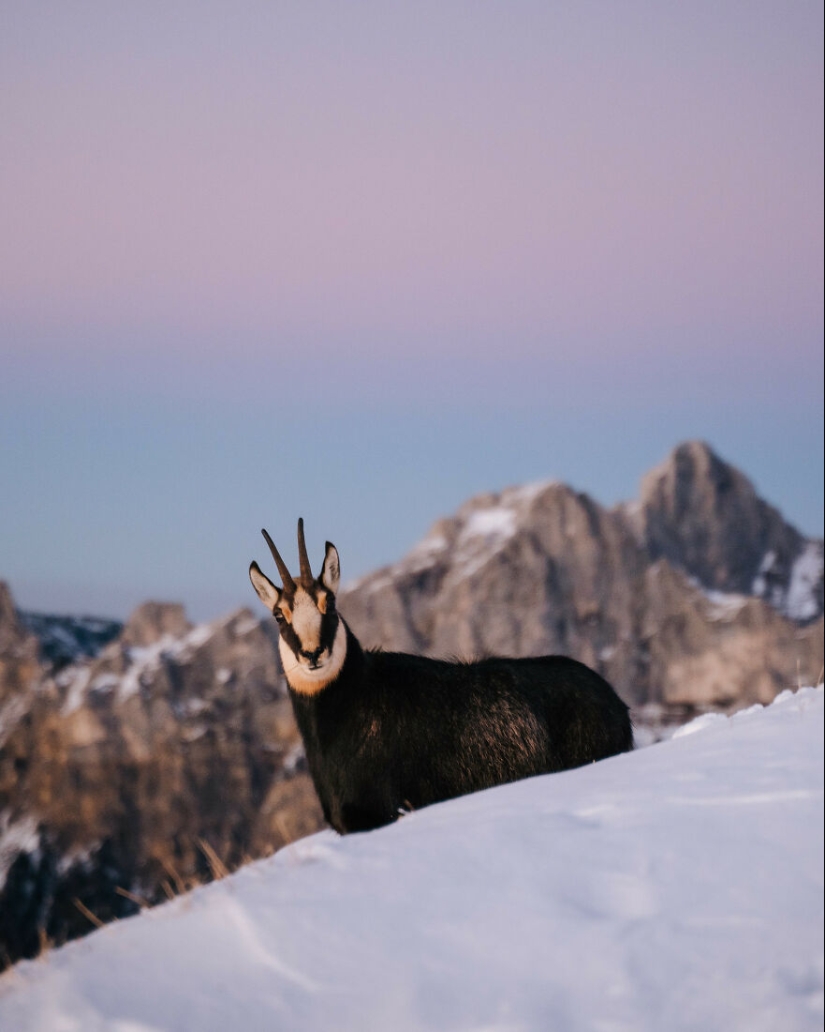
(0, 688, 822, 1032)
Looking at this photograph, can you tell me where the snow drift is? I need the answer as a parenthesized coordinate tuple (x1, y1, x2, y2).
(0, 687, 822, 1032)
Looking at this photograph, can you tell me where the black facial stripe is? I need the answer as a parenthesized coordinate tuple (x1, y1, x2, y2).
(319, 609, 338, 653)
(278, 621, 302, 656)
(277, 607, 339, 658)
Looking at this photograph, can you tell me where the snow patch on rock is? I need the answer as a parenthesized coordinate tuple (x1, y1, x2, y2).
(785, 542, 824, 622)
(0, 815, 39, 893)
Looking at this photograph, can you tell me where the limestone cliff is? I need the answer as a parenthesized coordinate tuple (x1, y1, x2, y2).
(0, 597, 322, 968)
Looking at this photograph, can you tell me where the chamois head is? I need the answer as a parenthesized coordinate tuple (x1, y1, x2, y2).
(249, 519, 344, 694)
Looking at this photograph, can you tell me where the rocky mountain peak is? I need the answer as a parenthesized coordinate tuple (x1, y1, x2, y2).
(340, 442, 823, 713)
(638, 441, 823, 620)
(341, 477, 650, 669)
(118, 601, 191, 649)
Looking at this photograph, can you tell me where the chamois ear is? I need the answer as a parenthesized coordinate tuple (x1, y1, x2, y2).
(249, 561, 282, 612)
(320, 542, 340, 594)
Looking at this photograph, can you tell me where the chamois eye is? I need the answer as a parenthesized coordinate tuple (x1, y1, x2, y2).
(274, 611, 286, 624)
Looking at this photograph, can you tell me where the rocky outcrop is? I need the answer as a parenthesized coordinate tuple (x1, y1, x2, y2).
(636, 561, 822, 712)
(116, 601, 188, 649)
(0, 597, 322, 969)
(0, 583, 43, 709)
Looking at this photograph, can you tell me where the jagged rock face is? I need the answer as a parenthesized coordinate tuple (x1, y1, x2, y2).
(117, 601, 189, 649)
(637, 441, 823, 620)
(0, 583, 42, 707)
(341, 483, 651, 699)
(340, 444, 823, 714)
(637, 561, 823, 710)
(0, 599, 323, 969)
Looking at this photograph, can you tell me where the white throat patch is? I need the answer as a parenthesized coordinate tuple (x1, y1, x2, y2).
(279, 619, 347, 696)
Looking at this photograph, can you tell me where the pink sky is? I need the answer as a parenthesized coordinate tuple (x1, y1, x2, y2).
(2, 4, 821, 365)
(1, 3, 822, 618)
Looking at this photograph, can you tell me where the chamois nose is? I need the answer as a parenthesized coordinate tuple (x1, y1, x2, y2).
(301, 647, 324, 668)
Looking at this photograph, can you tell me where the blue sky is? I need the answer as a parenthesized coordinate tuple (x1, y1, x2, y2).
(1, 2, 822, 620)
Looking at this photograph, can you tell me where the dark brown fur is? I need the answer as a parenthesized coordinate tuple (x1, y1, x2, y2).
(251, 524, 634, 835)
(289, 623, 634, 833)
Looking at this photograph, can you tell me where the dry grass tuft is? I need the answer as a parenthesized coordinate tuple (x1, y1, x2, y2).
(197, 838, 230, 881)
(160, 857, 188, 896)
(37, 927, 53, 958)
(115, 886, 148, 908)
(72, 898, 104, 929)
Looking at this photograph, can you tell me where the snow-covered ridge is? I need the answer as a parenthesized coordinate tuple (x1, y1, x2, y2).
(344, 447, 823, 641)
(1, 686, 821, 1032)
(0, 815, 39, 894)
(751, 542, 824, 623)
(17, 611, 122, 669)
(786, 542, 824, 621)
(349, 480, 560, 593)
(57, 609, 263, 713)
(687, 576, 750, 621)
(451, 480, 559, 581)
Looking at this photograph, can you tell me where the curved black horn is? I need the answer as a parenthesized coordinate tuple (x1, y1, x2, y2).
(297, 518, 314, 585)
(261, 528, 296, 590)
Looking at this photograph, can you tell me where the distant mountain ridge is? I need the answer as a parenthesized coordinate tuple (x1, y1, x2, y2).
(16, 612, 122, 671)
(0, 440, 822, 969)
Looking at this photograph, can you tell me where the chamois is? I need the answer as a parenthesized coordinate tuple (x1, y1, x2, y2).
(249, 520, 633, 834)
